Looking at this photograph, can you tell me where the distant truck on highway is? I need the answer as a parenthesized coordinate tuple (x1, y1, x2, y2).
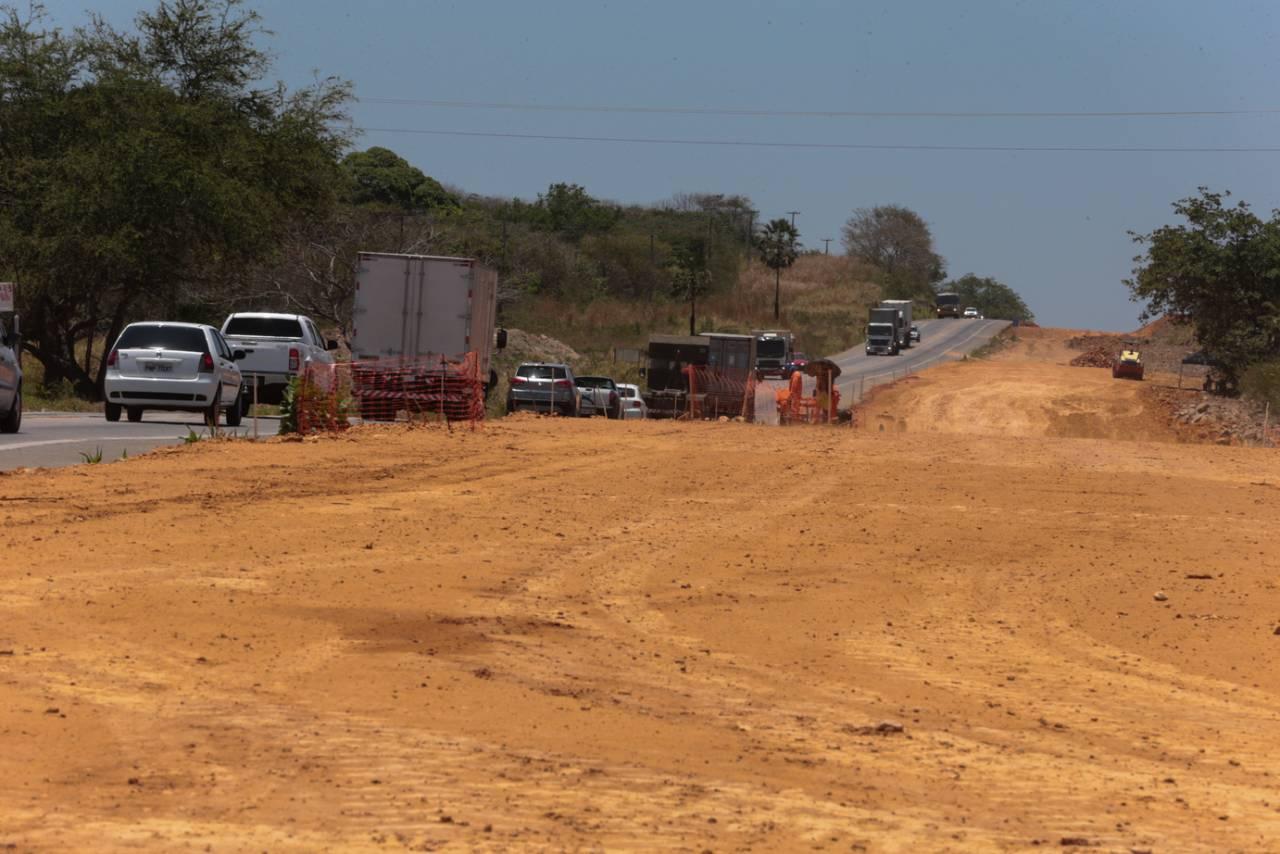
(935, 292, 961, 318)
(879, 300, 913, 350)
(352, 252, 505, 396)
(865, 307, 901, 356)
(220, 312, 336, 405)
(752, 329, 793, 379)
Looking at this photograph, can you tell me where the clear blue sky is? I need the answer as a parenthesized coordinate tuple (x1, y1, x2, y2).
(41, 0, 1280, 330)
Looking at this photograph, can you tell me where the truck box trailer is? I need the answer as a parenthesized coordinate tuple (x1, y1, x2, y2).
(349, 252, 504, 420)
(879, 300, 913, 349)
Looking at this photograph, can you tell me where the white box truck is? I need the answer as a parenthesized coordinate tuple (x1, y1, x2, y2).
(348, 253, 505, 420)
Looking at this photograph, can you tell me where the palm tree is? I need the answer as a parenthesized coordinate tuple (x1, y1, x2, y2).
(757, 218, 799, 320)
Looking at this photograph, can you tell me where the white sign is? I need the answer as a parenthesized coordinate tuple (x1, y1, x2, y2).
(0, 283, 13, 313)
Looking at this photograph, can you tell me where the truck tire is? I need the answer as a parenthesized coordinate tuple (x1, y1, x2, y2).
(105, 402, 121, 422)
(126, 406, 143, 423)
(0, 387, 20, 434)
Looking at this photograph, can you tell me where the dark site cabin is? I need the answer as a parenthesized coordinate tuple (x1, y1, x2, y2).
(643, 332, 757, 419)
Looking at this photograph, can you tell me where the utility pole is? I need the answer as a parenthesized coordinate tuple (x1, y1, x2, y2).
(786, 210, 800, 229)
(822, 238, 832, 255)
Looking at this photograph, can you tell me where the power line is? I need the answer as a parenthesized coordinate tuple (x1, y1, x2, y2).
(359, 97, 1280, 120)
(356, 127, 1280, 153)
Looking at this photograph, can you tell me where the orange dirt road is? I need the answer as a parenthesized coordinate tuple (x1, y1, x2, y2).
(3, 375, 1280, 850)
(858, 327, 1182, 442)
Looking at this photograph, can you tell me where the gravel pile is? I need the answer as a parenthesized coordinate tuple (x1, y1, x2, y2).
(1150, 387, 1278, 446)
(1069, 347, 1115, 369)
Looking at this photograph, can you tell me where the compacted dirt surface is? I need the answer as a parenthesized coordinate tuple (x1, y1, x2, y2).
(858, 328, 1182, 442)
(4, 344, 1280, 851)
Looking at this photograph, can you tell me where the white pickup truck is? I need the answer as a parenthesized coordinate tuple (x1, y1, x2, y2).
(220, 312, 336, 405)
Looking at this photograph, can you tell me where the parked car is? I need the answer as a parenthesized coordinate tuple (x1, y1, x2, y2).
(783, 352, 810, 378)
(506, 362, 579, 416)
(963, 307, 980, 318)
(575, 375, 621, 419)
(617, 383, 648, 419)
(104, 322, 245, 426)
(910, 324, 921, 342)
(220, 312, 336, 406)
(0, 315, 21, 433)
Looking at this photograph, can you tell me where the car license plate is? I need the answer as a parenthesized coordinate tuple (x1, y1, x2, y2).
(144, 363, 172, 373)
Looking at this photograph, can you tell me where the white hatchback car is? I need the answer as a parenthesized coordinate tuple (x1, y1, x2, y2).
(104, 322, 246, 426)
(963, 307, 980, 318)
(617, 383, 648, 419)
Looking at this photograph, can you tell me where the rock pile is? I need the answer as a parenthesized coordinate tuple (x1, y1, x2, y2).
(1069, 347, 1115, 369)
(1151, 387, 1278, 446)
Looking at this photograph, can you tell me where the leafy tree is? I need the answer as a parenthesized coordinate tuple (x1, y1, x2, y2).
(0, 0, 351, 396)
(1126, 188, 1280, 390)
(342, 146, 458, 211)
(528, 183, 618, 241)
(941, 274, 1034, 322)
(842, 205, 945, 300)
(756, 218, 799, 320)
(669, 238, 711, 335)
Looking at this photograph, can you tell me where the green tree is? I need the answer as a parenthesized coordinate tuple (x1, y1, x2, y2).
(1126, 188, 1280, 390)
(757, 218, 799, 320)
(842, 205, 945, 300)
(529, 183, 619, 241)
(341, 146, 459, 211)
(0, 0, 351, 396)
(941, 274, 1034, 322)
(669, 238, 711, 335)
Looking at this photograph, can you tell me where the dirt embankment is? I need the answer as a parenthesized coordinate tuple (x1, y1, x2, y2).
(3, 417, 1280, 851)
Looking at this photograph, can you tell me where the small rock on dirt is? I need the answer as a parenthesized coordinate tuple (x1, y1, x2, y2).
(1153, 592, 1168, 602)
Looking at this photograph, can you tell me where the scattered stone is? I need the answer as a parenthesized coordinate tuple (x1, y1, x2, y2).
(844, 720, 905, 736)
(1273, 626, 1280, 636)
(1153, 592, 1168, 602)
(1185, 574, 1213, 580)
(1059, 838, 1092, 847)
(472, 667, 493, 679)
(43, 707, 59, 715)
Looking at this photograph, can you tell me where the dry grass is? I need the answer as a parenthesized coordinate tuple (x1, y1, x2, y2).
(503, 255, 882, 361)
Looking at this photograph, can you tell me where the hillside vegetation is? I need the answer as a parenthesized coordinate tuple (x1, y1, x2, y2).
(505, 254, 882, 360)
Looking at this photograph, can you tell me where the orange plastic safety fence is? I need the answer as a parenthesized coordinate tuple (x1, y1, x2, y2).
(297, 353, 484, 433)
(684, 365, 758, 421)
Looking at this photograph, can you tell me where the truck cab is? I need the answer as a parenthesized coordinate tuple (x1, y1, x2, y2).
(865, 322, 899, 356)
(753, 330, 793, 379)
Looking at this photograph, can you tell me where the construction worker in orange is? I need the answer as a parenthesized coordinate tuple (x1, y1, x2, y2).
(788, 369, 805, 422)
(814, 375, 830, 423)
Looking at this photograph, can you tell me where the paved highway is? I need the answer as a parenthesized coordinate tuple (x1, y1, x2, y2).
(828, 317, 1011, 401)
(0, 411, 274, 471)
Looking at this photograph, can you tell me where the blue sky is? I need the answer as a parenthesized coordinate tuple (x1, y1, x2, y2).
(40, 0, 1280, 329)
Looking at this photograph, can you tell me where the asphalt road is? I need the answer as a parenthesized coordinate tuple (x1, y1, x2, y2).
(0, 411, 276, 471)
(828, 317, 1011, 401)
